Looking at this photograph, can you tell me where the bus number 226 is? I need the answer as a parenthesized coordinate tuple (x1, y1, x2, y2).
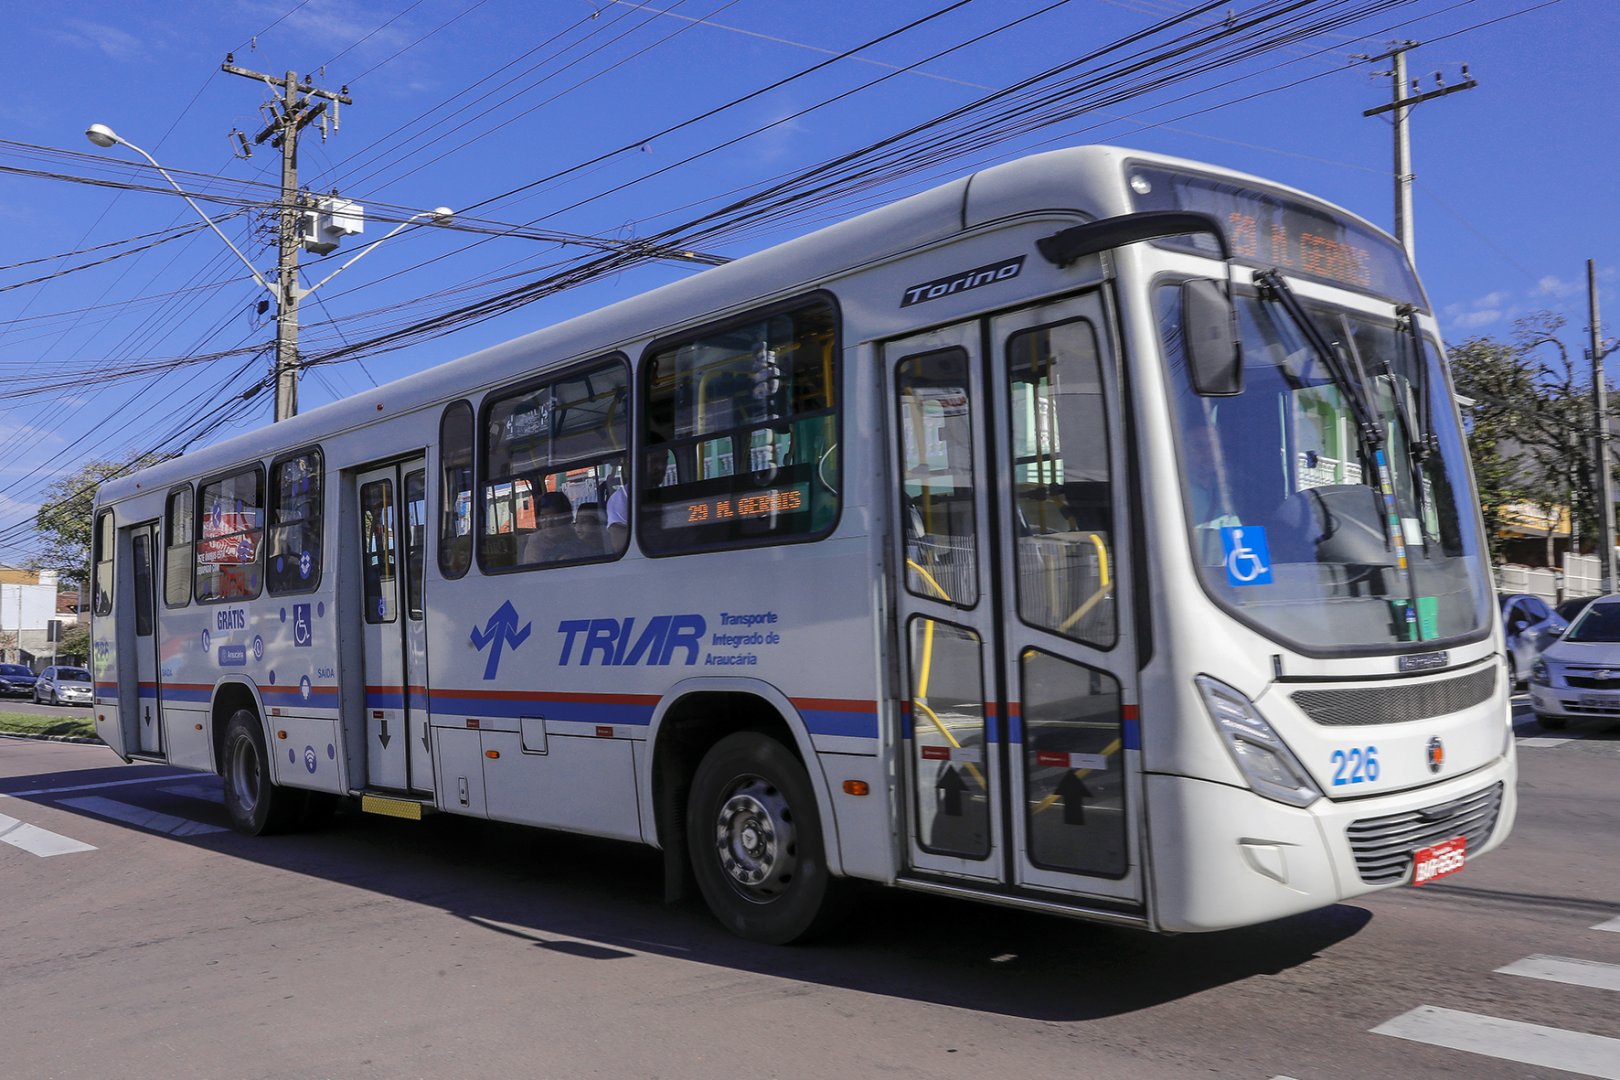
(1329, 745, 1379, 786)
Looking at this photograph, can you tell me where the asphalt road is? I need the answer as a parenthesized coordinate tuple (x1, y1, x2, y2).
(1, 701, 1614, 1080)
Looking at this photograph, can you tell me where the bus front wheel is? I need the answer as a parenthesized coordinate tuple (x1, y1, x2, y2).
(687, 731, 842, 944)
(221, 709, 304, 835)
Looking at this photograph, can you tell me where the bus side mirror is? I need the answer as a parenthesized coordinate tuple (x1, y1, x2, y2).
(1183, 278, 1243, 397)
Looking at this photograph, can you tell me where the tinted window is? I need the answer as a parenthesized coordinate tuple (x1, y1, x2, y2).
(196, 467, 265, 602)
(361, 478, 397, 624)
(165, 487, 193, 607)
(640, 301, 839, 553)
(57, 667, 90, 682)
(439, 401, 474, 579)
(267, 448, 323, 594)
(896, 348, 977, 607)
(481, 358, 628, 570)
(92, 510, 114, 616)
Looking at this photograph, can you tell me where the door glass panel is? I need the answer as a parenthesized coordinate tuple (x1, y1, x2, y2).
(897, 348, 977, 607)
(1007, 320, 1115, 647)
(361, 479, 397, 624)
(404, 470, 426, 621)
(1020, 649, 1127, 877)
(908, 617, 990, 858)
(132, 532, 154, 638)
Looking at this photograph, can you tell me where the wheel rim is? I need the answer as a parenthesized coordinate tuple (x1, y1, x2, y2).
(228, 734, 261, 814)
(712, 776, 797, 903)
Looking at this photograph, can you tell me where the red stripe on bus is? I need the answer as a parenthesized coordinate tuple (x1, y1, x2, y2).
(790, 697, 877, 713)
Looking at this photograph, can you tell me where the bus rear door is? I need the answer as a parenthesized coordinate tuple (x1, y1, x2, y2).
(353, 458, 433, 796)
(886, 292, 1144, 913)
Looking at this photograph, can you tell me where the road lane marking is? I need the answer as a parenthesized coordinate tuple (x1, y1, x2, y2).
(0, 772, 196, 799)
(1497, 954, 1620, 993)
(0, 812, 96, 856)
(1373, 1005, 1620, 1079)
(1595, 915, 1620, 933)
(1518, 736, 1573, 747)
(58, 796, 226, 837)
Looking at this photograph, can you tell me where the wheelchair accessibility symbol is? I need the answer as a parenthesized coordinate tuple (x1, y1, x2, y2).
(1220, 526, 1273, 586)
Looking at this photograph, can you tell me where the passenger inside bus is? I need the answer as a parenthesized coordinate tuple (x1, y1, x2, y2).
(521, 490, 591, 564)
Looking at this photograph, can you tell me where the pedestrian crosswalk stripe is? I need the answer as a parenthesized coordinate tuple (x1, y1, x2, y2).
(1374, 1005, 1620, 1080)
(1594, 915, 1620, 933)
(58, 795, 226, 837)
(0, 812, 96, 856)
(1497, 954, 1620, 993)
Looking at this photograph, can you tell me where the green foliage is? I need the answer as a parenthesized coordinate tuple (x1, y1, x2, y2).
(1448, 312, 1617, 562)
(57, 623, 91, 663)
(0, 711, 96, 740)
(32, 455, 166, 588)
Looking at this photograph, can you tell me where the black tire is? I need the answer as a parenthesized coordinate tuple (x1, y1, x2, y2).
(220, 708, 305, 835)
(1506, 656, 1519, 691)
(50, 687, 59, 707)
(686, 731, 844, 944)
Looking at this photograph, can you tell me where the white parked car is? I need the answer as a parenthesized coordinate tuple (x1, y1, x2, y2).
(33, 665, 92, 707)
(1528, 594, 1620, 730)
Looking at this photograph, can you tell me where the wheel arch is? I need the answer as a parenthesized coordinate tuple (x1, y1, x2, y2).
(209, 677, 269, 776)
(643, 677, 844, 896)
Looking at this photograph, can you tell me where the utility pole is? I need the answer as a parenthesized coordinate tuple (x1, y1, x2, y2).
(221, 60, 352, 421)
(1590, 259, 1616, 592)
(1359, 43, 1477, 261)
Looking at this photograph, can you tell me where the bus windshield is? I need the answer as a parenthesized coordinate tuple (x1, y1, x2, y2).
(1158, 285, 1491, 652)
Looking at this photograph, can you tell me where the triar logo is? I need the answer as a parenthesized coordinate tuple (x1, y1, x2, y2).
(472, 600, 532, 680)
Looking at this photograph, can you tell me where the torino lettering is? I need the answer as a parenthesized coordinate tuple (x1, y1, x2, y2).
(556, 615, 707, 666)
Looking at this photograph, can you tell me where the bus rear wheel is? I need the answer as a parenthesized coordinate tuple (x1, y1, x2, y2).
(687, 732, 842, 944)
(221, 709, 305, 835)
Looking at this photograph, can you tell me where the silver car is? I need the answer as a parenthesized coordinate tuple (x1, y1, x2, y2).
(1528, 594, 1620, 730)
(34, 665, 93, 707)
(1500, 593, 1567, 688)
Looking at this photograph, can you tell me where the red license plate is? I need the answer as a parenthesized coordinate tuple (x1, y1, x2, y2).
(1411, 836, 1467, 886)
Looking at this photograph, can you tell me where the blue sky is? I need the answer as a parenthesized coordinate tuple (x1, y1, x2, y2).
(0, 0, 1609, 567)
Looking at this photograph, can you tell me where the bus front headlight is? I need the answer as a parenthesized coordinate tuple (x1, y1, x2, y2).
(1195, 676, 1322, 808)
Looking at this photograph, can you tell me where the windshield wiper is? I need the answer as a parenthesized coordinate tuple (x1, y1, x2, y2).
(1253, 269, 1384, 458)
(1396, 303, 1438, 461)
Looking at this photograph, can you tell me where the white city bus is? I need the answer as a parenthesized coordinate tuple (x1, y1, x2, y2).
(91, 146, 1515, 943)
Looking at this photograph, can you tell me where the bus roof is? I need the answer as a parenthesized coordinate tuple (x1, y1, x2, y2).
(96, 144, 1393, 506)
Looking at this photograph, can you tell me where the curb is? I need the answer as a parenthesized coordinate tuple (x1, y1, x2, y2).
(0, 731, 103, 745)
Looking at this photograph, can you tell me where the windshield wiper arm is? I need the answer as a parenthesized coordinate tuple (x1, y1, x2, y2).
(1254, 269, 1384, 456)
(1397, 303, 1438, 461)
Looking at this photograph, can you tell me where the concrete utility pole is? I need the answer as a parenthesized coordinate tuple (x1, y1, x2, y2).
(1359, 43, 1478, 261)
(1589, 259, 1617, 591)
(222, 61, 353, 421)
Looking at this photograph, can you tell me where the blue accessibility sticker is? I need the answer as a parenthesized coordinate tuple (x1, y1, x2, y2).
(1220, 525, 1274, 587)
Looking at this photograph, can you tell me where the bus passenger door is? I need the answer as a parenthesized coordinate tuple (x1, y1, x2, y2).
(354, 458, 431, 793)
(129, 522, 163, 755)
(886, 322, 1005, 883)
(990, 294, 1142, 907)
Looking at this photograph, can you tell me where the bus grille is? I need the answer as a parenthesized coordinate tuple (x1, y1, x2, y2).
(1290, 665, 1496, 726)
(1345, 782, 1504, 885)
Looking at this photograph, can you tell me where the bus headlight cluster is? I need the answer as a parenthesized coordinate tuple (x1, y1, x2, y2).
(1195, 676, 1322, 808)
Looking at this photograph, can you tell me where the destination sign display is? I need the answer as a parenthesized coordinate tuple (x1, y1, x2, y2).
(664, 482, 811, 530)
(1128, 164, 1424, 303)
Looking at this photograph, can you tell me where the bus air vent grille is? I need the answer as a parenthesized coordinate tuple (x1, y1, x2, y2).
(1290, 666, 1496, 726)
(1345, 782, 1504, 885)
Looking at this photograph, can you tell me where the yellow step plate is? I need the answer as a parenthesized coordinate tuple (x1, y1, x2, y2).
(360, 794, 424, 820)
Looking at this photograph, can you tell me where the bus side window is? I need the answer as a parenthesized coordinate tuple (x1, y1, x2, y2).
(266, 447, 323, 595)
(195, 466, 265, 602)
(92, 509, 114, 617)
(480, 357, 629, 572)
(438, 401, 474, 579)
(164, 486, 193, 607)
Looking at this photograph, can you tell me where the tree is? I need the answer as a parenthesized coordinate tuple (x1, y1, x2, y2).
(57, 623, 91, 665)
(32, 456, 165, 589)
(1449, 312, 1617, 563)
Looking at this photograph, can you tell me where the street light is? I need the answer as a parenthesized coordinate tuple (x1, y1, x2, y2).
(85, 122, 450, 421)
(85, 124, 272, 294)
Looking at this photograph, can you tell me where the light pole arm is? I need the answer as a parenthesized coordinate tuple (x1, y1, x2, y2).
(87, 126, 274, 296)
(303, 208, 452, 299)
